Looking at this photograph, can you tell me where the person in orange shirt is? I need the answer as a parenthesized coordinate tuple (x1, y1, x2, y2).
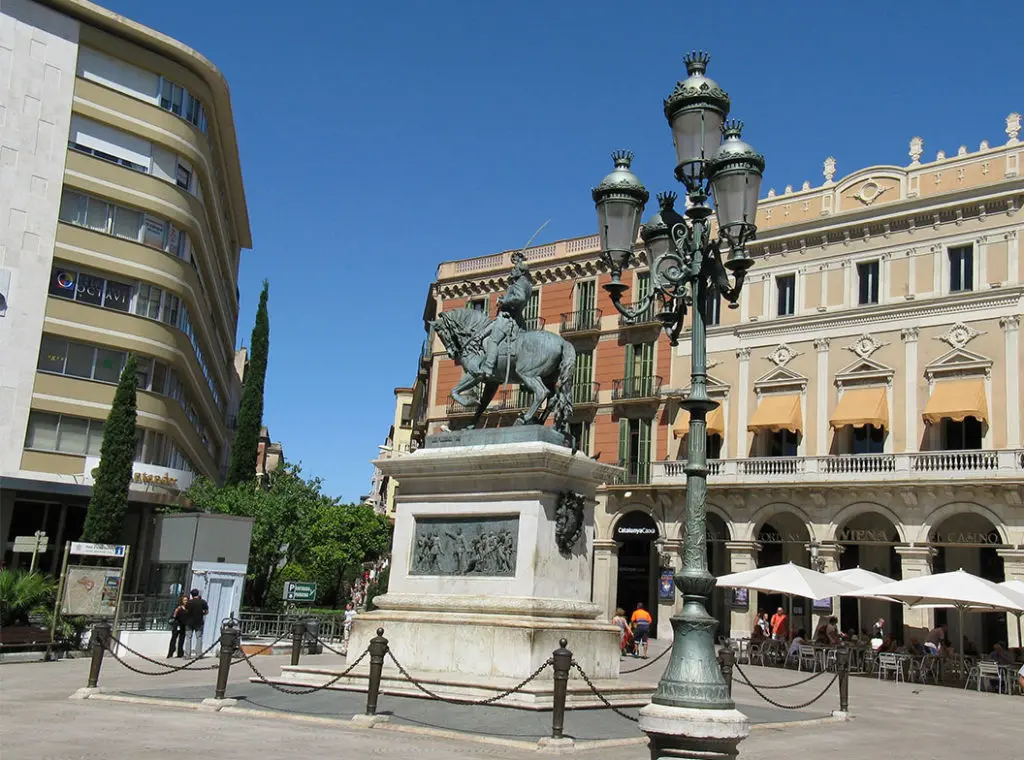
(770, 606, 788, 640)
(630, 602, 653, 658)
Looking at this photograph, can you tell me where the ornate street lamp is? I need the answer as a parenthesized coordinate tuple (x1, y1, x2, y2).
(591, 52, 765, 759)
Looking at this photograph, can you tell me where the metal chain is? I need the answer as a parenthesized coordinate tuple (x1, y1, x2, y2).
(571, 661, 639, 723)
(620, 645, 673, 674)
(731, 665, 828, 690)
(242, 646, 370, 695)
(314, 637, 348, 657)
(386, 649, 552, 705)
(734, 664, 839, 710)
(105, 635, 221, 673)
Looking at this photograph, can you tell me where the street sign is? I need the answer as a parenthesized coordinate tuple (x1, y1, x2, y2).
(13, 535, 48, 552)
(70, 542, 127, 558)
(283, 581, 317, 602)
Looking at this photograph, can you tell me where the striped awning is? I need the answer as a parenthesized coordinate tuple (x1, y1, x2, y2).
(673, 405, 725, 437)
(922, 379, 988, 425)
(829, 387, 889, 429)
(747, 394, 802, 433)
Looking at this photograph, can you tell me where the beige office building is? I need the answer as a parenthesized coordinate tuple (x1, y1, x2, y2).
(0, 0, 251, 576)
(421, 115, 1024, 650)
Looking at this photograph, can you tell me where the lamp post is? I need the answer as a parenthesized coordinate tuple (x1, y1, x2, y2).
(809, 539, 827, 573)
(591, 52, 765, 760)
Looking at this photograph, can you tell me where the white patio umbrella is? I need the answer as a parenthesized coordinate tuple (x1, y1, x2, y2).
(826, 567, 893, 636)
(1001, 581, 1024, 647)
(844, 569, 1024, 656)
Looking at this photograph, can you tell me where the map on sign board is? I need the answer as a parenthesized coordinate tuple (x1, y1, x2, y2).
(62, 566, 123, 617)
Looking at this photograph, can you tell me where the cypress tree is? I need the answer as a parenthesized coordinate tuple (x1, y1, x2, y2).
(81, 355, 138, 544)
(227, 280, 270, 486)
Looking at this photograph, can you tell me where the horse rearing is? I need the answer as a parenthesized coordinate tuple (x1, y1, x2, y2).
(432, 308, 576, 432)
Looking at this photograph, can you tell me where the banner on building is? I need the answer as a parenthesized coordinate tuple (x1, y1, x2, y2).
(658, 569, 675, 601)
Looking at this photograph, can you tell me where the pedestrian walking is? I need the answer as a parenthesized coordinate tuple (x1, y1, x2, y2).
(183, 588, 209, 658)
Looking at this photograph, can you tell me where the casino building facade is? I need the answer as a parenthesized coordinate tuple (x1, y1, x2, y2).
(415, 117, 1024, 650)
(0, 0, 251, 583)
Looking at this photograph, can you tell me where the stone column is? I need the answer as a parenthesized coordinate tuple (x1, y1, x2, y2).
(997, 548, 1024, 647)
(725, 541, 760, 637)
(657, 538, 683, 640)
(592, 539, 619, 622)
(735, 348, 751, 458)
(810, 542, 843, 635)
(814, 338, 830, 455)
(1002, 316, 1021, 448)
(895, 546, 936, 635)
(901, 328, 920, 452)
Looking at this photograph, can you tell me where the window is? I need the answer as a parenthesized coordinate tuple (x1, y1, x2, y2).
(574, 350, 594, 385)
(624, 342, 654, 395)
(776, 274, 796, 316)
(768, 430, 799, 457)
(84, 198, 111, 233)
(618, 418, 652, 483)
(93, 348, 125, 383)
(24, 411, 105, 456)
(68, 115, 151, 173)
(707, 434, 723, 459)
(59, 189, 188, 259)
(175, 159, 193, 191)
(37, 335, 68, 373)
(943, 417, 982, 450)
(135, 356, 152, 390)
(635, 272, 651, 301)
(64, 342, 95, 378)
(48, 266, 132, 313)
(135, 284, 163, 320)
(949, 245, 974, 292)
(103, 279, 132, 312)
(569, 420, 592, 453)
(400, 403, 413, 427)
(857, 260, 880, 305)
(112, 205, 143, 242)
(852, 424, 885, 454)
(705, 289, 721, 326)
(159, 78, 207, 133)
(143, 216, 167, 249)
(151, 361, 168, 395)
(161, 79, 184, 115)
(468, 298, 487, 312)
(576, 279, 596, 318)
(75, 273, 105, 306)
(58, 190, 87, 225)
(523, 290, 540, 330)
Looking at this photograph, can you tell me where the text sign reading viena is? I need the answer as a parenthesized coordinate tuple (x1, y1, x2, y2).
(283, 581, 317, 602)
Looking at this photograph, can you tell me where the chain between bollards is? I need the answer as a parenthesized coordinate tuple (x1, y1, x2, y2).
(365, 627, 389, 716)
(717, 641, 736, 698)
(290, 621, 306, 667)
(86, 622, 111, 689)
(214, 619, 241, 700)
(550, 638, 572, 739)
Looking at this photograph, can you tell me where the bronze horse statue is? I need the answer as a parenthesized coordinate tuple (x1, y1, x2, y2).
(432, 307, 576, 432)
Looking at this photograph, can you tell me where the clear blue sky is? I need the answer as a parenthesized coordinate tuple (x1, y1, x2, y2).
(102, 0, 1022, 500)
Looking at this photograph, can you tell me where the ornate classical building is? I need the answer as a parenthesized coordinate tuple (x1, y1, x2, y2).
(415, 115, 1024, 651)
(0, 0, 251, 577)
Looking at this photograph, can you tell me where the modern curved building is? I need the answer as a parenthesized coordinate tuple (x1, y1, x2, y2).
(0, 0, 251, 575)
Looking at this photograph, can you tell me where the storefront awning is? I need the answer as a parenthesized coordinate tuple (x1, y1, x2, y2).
(922, 379, 988, 425)
(747, 394, 802, 433)
(673, 405, 725, 437)
(829, 387, 888, 429)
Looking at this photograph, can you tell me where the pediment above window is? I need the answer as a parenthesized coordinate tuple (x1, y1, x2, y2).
(834, 357, 895, 387)
(754, 366, 807, 394)
(924, 347, 993, 381)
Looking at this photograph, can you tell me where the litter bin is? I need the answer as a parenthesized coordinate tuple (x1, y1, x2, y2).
(304, 619, 322, 655)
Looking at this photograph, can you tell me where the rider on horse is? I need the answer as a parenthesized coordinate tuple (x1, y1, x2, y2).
(475, 252, 533, 378)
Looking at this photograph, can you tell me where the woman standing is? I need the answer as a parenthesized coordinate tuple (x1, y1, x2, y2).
(612, 608, 631, 656)
(167, 595, 189, 658)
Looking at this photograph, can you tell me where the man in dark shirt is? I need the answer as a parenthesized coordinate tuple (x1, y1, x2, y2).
(184, 589, 209, 658)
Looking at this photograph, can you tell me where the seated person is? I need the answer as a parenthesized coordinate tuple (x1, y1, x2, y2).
(962, 636, 979, 657)
(924, 623, 947, 654)
(787, 628, 807, 659)
(990, 643, 1015, 666)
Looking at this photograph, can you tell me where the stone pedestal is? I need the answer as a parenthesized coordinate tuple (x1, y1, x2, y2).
(348, 432, 624, 688)
(639, 703, 749, 760)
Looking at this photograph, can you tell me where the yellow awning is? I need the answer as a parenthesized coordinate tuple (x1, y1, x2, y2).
(922, 379, 988, 425)
(829, 387, 889, 429)
(747, 394, 802, 433)
(673, 405, 725, 437)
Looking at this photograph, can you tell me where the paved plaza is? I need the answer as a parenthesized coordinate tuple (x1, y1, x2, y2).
(2, 642, 1021, 759)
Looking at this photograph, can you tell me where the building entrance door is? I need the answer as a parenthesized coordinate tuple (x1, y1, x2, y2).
(615, 511, 659, 637)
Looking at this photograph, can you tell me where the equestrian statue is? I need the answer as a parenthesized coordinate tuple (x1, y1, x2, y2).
(432, 252, 576, 434)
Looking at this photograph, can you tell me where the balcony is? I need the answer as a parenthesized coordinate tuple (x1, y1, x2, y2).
(560, 309, 603, 336)
(524, 316, 546, 331)
(612, 375, 663, 402)
(420, 340, 432, 364)
(446, 388, 529, 416)
(618, 300, 659, 328)
(614, 462, 651, 485)
(650, 449, 1024, 486)
(572, 382, 600, 407)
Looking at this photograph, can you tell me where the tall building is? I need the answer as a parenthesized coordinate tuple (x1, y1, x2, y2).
(416, 116, 1024, 650)
(0, 0, 251, 576)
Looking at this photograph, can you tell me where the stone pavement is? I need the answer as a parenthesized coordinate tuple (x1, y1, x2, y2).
(1, 648, 1021, 759)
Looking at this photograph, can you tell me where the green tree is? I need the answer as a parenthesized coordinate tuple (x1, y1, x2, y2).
(187, 462, 391, 609)
(81, 355, 137, 544)
(226, 280, 270, 486)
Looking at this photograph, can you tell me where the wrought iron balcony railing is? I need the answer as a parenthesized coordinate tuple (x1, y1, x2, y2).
(572, 381, 600, 406)
(612, 375, 663, 401)
(523, 316, 546, 331)
(560, 308, 603, 335)
(446, 388, 530, 416)
(614, 461, 651, 485)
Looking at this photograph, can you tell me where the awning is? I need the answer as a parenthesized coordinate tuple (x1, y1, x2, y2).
(829, 387, 888, 429)
(922, 379, 988, 425)
(747, 394, 802, 433)
(673, 405, 725, 437)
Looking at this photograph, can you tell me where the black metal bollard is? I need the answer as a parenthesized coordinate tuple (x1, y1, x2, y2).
(836, 644, 850, 713)
(365, 627, 389, 716)
(290, 621, 306, 666)
(717, 641, 735, 698)
(550, 638, 573, 739)
(214, 620, 240, 700)
(86, 622, 112, 688)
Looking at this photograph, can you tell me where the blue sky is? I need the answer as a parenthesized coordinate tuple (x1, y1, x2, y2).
(101, 0, 1022, 500)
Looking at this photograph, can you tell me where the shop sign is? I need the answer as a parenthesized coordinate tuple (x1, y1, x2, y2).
(614, 511, 659, 541)
(932, 531, 1002, 545)
(658, 569, 675, 602)
(836, 528, 897, 543)
(83, 457, 193, 492)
